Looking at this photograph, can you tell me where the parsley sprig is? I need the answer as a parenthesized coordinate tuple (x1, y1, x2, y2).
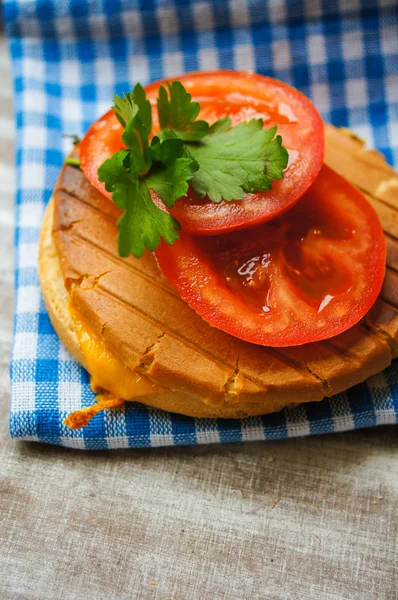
(98, 81, 288, 258)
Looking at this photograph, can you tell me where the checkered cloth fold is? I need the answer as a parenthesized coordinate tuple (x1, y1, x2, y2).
(4, 0, 398, 449)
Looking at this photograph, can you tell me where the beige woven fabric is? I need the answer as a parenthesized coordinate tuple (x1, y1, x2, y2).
(0, 35, 397, 600)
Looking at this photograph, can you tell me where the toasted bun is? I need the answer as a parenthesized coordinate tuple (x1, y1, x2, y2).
(39, 199, 87, 369)
(40, 200, 312, 418)
(38, 125, 398, 419)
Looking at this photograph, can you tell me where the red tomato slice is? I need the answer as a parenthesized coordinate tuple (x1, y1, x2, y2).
(154, 166, 386, 347)
(80, 71, 324, 235)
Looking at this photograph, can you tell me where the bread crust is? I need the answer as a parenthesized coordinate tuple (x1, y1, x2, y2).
(40, 200, 313, 418)
(39, 200, 87, 368)
(38, 125, 398, 418)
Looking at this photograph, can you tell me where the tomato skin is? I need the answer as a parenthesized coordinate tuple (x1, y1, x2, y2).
(80, 71, 324, 235)
(154, 166, 386, 347)
(80, 108, 123, 195)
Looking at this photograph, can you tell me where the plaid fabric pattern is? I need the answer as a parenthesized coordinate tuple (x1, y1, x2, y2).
(4, 0, 398, 449)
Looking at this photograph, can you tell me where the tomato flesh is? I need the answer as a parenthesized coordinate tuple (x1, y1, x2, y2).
(80, 71, 324, 235)
(154, 166, 386, 347)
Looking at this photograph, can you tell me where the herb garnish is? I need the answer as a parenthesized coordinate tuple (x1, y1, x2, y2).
(98, 81, 288, 258)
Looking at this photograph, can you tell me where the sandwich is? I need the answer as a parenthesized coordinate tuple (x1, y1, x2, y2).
(38, 71, 398, 429)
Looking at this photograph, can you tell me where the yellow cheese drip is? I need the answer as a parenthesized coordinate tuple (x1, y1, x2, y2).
(69, 305, 164, 400)
(64, 394, 125, 430)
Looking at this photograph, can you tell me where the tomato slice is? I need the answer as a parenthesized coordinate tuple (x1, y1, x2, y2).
(80, 71, 324, 235)
(154, 166, 386, 347)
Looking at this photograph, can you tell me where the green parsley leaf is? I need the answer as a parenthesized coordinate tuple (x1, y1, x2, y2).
(207, 117, 231, 135)
(98, 149, 130, 191)
(122, 114, 152, 174)
(262, 128, 289, 180)
(99, 89, 195, 258)
(98, 149, 182, 258)
(188, 120, 289, 202)
(157, 81, 209, 141)
(147, 131, 198, 206)
(113, 93, 138, 128)
(114, 175, 181, 258)
(150, 131, 185, 166)
(113, 83, 152, 131)
(65, 156, 81, 168)
(132, 82, 152, 133)
(146, 157, 198, 208)
(98, 81, 289, 258)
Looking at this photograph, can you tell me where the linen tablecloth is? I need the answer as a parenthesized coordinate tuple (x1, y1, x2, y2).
(4, 0, 398, 449)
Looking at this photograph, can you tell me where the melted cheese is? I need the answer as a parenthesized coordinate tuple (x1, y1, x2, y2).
(69, 305, 164, 400)
(64, 394, 125, 430)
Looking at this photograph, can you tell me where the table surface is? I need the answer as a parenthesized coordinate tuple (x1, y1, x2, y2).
(0, 34, 397, 600)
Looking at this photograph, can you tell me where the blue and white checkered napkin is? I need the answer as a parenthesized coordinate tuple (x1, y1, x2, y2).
(4, 0, 398, 449)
